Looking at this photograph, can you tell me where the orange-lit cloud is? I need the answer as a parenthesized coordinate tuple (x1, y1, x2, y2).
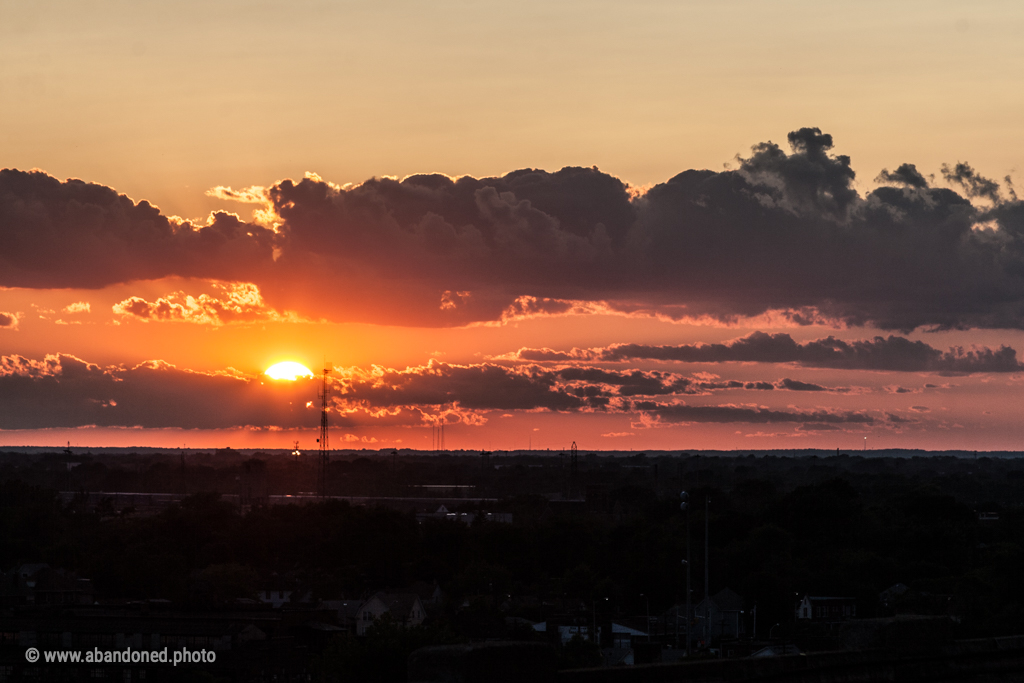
(62, 301, 91, 314)
(112, 282, 295, 325)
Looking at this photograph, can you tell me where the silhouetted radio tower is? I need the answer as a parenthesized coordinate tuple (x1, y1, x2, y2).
(432, 418, 446, 453)
(317, 362, 332, 497)
(570, 441, 579, 500)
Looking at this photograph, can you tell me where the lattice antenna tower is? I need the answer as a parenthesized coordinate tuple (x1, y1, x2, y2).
(317, 362, 332, 497)
(570, 441, 579, 500)
(433, 414, 446, 454)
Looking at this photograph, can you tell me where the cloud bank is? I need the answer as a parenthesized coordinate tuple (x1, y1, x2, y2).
(510, 332, 1024, 374)
(1, 354, 886, 431)
(5, 127, 1024, 329)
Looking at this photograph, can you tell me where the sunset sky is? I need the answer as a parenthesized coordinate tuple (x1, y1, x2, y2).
(3, 1, 1024, 451)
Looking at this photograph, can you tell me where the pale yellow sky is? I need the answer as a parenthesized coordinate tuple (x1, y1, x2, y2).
(3, 0, 1023, 219)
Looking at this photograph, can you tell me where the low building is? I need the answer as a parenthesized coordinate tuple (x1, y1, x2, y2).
(795, 595, 857, 621)
(356, 593, 427, 636)
(694, 588, 747, 640)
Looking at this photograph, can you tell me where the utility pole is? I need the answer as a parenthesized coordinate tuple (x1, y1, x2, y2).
(705, 496, 710, 646)
(680, 491, 691, 656)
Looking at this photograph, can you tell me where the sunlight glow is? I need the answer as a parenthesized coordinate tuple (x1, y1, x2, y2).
(265, 361, 314, 381)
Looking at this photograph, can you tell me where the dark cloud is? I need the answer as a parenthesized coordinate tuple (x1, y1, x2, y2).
(0, 354, 323, 429)
(556, 367, 692, 397)
(738, 127, 858, 218)
(521, 332, 1024, 374)
(942, 162, 1002, 203)
(0, 170, 274, 289)
(0, 312, 16, 329)
(339, 362, 607, 412)
(630, 400, 874, 426)
(778, 378, 828, 391)
(2, 353, 884, 430)
(6, 130, 1024, 330)
(876, 163, 929, 189)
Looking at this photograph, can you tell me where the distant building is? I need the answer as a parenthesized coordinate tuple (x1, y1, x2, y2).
(356, 593, 426, 636)
(695, 588, 747, 640)
(406, 580, 444, 608)
(879, 583, 909, 609)
(795, 595, 857, 621)
(259, 589, 312, 609)
(415, 505, 512, 525)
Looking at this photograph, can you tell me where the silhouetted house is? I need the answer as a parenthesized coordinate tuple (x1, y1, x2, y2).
(795, 595, 857, 621)
(260, 589, 313, 609)
(321, 599, 362, 634)
(695, 588, 746, 639)
(609, 620, 648, 648)
(407, 580, 444, 608)
(532, 620, 594, 644)
(356, 593, 426, 636)
(879, 583, 909, 609)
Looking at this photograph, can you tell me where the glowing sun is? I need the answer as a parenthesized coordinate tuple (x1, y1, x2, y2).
(265, 361, 314, 381)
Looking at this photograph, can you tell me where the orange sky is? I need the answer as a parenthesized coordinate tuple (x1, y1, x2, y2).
(3, 2, 1024, 451)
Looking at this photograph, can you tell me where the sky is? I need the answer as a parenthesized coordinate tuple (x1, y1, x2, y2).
(3, 0, 1024, 452)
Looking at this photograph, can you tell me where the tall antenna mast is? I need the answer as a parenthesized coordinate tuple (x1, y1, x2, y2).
(317, 362, 332, 497)
(570, 441, 579, 499)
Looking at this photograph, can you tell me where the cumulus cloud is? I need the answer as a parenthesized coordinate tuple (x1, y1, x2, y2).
(0, 312, 17, 330)
(112, 282, 294, 325)
(5, 131, 1024, 330)
(876, 163, 930, 189)
(337, 361, 607, 413)
(62, 301, 90, 314)
(0, 170, 275, 289)
(510, 332, 1024, 374)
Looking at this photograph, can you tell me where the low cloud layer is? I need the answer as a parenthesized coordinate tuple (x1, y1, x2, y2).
(630, 401, 874, 428)
(2, 353, 886, 431)
(4, 127, 1024, 329)
(510, 332, 1024, 374)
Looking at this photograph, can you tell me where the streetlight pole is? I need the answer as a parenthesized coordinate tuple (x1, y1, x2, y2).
(592, 597, 608, 645)
(680, 491, 691, 656)
(704, 496, 710, 647)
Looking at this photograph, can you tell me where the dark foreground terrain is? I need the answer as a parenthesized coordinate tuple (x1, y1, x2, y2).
(3, 448, 1024, 681)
